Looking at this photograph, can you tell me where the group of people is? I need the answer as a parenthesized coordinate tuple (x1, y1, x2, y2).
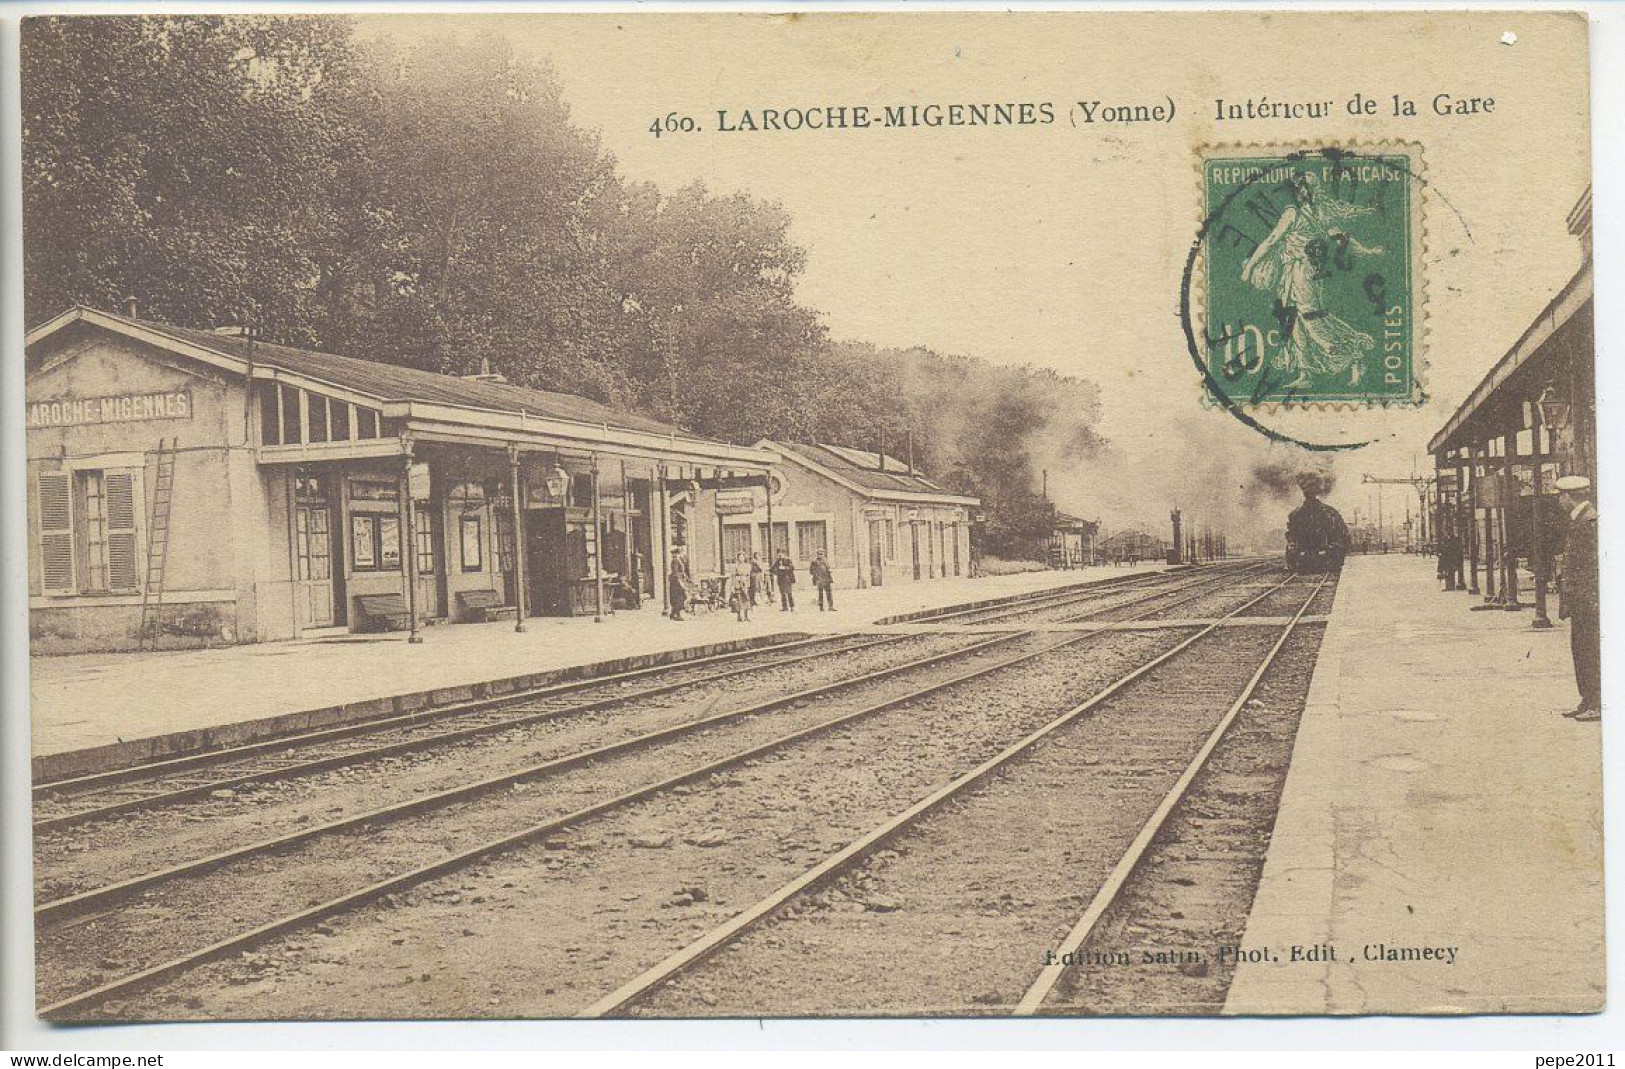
(666, 546, 837, 622)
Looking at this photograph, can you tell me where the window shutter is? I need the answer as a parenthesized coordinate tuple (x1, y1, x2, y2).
(104, 471, 141, 592)
(37, 472, 76, 594)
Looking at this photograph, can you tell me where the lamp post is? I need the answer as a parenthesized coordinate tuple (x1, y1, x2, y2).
(1528, 388, 1563, 629)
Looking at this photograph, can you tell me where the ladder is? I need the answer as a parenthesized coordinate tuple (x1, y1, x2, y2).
(137, 438, 177, 651)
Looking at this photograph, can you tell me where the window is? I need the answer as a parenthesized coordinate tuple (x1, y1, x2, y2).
(885, 519, 896, 561)
(279, 385, 303, 443)
(723, 524, 753, 562)
(35, 469, 140, 595)
(415, 502, 436, 574)
(82, 472, 108, 591)
(796, 520, 828, 563)
(758, 521, 789, 558)
(330, 402, 351, 441)
(356, 407, 379, 439)
(257, 381, 282, 445)
(307, 393, 330, 443)
(460, 515, 484, 572)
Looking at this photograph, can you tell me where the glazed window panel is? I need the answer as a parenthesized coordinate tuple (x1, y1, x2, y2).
(42, 468, 142, 595)
(307, 393, 330, 443)
(80, 471, 109, 592)
(415, 503, 436, 574)
(330, 402, 351, 441)
(796, 520, 828, 562)
(279, 385, 303, 444)
(356, 407, 379, 439)
(257, 381, 282, 445)
(757, 521, 789, 558)
(722, 524, 753, 562)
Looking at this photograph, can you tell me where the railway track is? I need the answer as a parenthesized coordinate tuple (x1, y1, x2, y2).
(37, 567, 1288, 1019)
(32, 631, 911, 831)
(922, 559, 1269, 627)
(585, 573, 1328, 1017)
(35, 564, 1271, 837)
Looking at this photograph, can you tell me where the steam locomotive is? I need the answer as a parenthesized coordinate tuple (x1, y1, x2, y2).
(1285, 496, 1351, 574)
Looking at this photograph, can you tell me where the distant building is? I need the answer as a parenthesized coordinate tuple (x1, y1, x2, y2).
(25, 306, 771, 652)
(1049, 512, 1100, 568)
(1099, 529, 1168, 564)
(725, 441, 980, 589)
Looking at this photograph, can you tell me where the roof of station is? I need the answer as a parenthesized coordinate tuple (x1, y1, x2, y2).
(27, 306, 771, 466)
(761, 440, 980, 505)
(1429, 190, 1593, 457)
(1054, 511, 1099, 531)
(1428, 264, 1593, 456)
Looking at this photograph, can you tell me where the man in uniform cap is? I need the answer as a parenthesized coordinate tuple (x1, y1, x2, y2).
(1555, 475, 1600, 721)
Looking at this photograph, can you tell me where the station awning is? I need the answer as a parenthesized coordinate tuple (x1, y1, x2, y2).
(1427, 262, 1592, 456)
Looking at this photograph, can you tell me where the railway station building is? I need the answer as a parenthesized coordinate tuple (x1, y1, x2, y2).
(1428, 186, 1594, 606)
(25, 306, 773, 653)
(719, 440, 979, 589)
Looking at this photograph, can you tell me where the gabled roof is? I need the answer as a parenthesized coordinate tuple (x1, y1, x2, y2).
(1054, 511, 1098, 532)
(761, 439, 979, 506)
(27, 305, 681, 438)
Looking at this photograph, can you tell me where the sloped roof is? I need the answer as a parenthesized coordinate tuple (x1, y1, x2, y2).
(1054, 511, 1098, 531)
(32, 306, 687, 440)
(766, 440, 977, 503)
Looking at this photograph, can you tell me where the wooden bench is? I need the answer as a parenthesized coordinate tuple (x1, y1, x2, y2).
(456, 588, 518, 623)
(354, 593, 411, 633)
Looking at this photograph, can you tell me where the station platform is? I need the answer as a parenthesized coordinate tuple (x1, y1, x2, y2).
(29, 563, 1162, 772)
(1224, 554, 1604, 1015)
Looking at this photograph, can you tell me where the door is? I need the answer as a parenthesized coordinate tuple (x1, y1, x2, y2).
(294, 503, 336, 628)
(868, 520, 885, 586)
(413, 501, 443, 619)
(527, 506, 569, 615)
(722, 523, 753, 564)
(911, 523, 922, 580)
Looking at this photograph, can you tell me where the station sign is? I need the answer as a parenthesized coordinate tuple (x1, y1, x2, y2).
(714, 489, 757, 516)
(1476, 474, 1506, 508)
(27, 389, 192, 429)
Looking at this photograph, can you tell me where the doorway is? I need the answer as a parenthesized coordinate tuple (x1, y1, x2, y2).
(293, 471, 341, 629)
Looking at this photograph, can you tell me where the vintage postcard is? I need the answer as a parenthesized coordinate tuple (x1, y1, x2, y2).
(19, 10, 1599, 1022)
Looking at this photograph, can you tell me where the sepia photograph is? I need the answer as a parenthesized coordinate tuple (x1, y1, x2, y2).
(9, 7, 1607, 1033)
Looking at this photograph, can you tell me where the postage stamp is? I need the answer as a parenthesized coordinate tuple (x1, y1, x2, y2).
(1196, 144, 1425, 408)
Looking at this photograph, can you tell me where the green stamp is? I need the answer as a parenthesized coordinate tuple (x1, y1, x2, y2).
(1199, 146, 1423, 407)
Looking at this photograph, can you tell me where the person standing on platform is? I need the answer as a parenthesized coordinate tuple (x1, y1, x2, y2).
(772, 550, 797, 611)
(729, 552, 754, 622)
(668, 547, 691, 621)
(1437, 530, 1463, 591)
(810, 551, 836, 611)
(1556, 475, 1600, 721)
(749, 553, 766, 606)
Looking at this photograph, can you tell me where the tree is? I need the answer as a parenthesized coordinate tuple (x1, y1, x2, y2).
(23, 15, 360, 337)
